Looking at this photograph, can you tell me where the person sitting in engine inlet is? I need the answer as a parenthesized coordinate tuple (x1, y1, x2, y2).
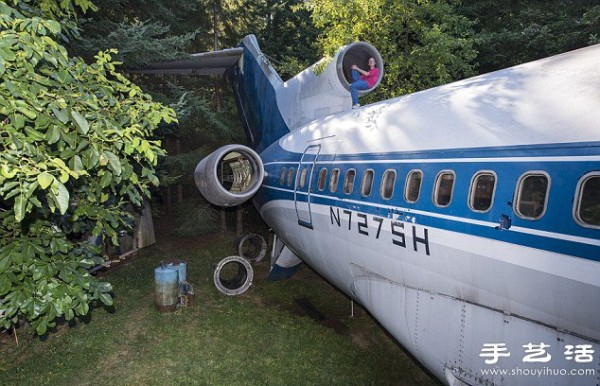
(349, 57, 379, 109)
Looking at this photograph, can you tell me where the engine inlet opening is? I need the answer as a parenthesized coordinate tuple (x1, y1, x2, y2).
(237, 233, 267, 263)
(338, 41, 384, 93)
(218, 151, 254, 194)
(214, 256, 254, 296)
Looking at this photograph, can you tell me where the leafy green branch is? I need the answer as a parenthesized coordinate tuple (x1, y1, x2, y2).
(0, 0, 175, 335)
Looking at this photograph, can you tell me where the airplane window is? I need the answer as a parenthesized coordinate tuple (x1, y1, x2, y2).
(280, 167, 287, 186)
(469, 172, 496, 212)
(344, 169, 356, 194)
(330, 168, 340, 193)
(515, 172, 550, 219)
(434, 171, 455, 207)
(361, 169, 374, 197)
(405, 170, 423, 203)
(299, 167, 308, 189)
(287, 167, 295, 187)
(381, 169, 396, 200)
(574, 172, 600, 228)
(318, 168, 327, 191)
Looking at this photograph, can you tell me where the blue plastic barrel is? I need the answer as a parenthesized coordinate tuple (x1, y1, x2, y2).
(178, 262, 187, 283)
(166, 261, 187, 283)
(154, 264, 178, 312)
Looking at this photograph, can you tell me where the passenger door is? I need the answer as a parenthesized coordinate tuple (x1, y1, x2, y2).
(294, 145, 321, 229)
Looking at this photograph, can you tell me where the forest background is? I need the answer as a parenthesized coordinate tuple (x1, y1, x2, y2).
(75, 0, 599, 236)
(0, 0, 599, 335)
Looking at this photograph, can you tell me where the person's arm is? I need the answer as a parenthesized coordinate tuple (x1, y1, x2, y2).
(351, 64, 370, 76)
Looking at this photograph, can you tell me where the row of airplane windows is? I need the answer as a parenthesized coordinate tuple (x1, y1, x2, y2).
(278, 166, 600, 229)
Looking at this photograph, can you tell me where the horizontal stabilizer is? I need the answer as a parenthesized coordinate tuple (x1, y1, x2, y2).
(132, 47, 243, 76)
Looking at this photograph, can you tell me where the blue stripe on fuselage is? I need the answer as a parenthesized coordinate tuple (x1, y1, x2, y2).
(261, 141, 600, 163)
(255, 141, 600, 262)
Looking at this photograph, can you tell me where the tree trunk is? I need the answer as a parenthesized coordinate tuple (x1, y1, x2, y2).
(166, 186, 172, 213)
(236, 206, 243, 236)
(175, 138, 183, 203)
(220, 210, 227, 233)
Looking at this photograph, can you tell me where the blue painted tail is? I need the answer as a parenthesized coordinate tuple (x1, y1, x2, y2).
(226, 35, 290, 153)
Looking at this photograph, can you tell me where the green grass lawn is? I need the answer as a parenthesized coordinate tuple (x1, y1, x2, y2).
(0, 232, 439, 386)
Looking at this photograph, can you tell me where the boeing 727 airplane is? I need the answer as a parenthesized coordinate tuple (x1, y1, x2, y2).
(139, 35, 600, 385)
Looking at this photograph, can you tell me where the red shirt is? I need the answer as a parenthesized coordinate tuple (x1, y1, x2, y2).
(361, 67, 380, 88)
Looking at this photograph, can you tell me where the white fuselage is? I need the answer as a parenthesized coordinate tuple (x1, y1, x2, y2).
(255, 44, 600, 386)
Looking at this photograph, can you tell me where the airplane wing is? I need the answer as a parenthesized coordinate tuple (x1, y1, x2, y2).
(132, 47, 244, 76)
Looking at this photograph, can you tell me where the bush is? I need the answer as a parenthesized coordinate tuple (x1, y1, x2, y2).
(0, 1, 176, 335)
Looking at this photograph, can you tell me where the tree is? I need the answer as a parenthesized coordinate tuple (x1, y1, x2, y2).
(72, 0, 319, 236)
(302, 0, 477, 99)
(216, 0, 322, 79)
(458, 0, 600, 73)
(0, 0, 176, 335)
(73, 0, 206, 68)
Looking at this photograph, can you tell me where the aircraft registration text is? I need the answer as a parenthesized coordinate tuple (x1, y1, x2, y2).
(329, 207, 431, 256)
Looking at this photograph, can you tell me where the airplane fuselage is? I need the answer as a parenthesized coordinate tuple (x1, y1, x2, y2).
(255, 136, 599, 385)
(187, 36, 600, 385)
(250, 44, 600, 385)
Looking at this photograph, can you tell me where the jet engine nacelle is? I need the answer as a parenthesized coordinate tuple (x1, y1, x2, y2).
(278, 41, 384, 129)
(194, 144, 264, 207)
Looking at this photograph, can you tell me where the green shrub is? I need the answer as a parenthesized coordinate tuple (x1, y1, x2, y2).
(0, 1, 176, 335)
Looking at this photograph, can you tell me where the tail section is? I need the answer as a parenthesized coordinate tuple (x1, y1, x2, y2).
(137, 34, 384, 153)
(137, 35, 383, 209)
(227, 35, 384, 152)
(226, 35, 290, 153)
(190, 36, 384, 210)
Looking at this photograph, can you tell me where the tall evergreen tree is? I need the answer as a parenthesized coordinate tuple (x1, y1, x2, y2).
(215, 0, 322, 79)
(72, 0, 207, 67)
